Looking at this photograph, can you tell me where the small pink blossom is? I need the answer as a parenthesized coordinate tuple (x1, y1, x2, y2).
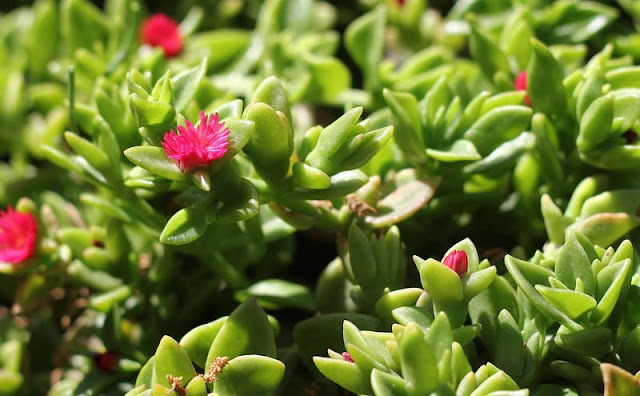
(342, 352, 354, 363)
(161, 112, 230, 172)
(514, 71, 532, 106)
(0, 207, 38, 264)
(443, 250, 468, 277)
(141, 13, 183, 58)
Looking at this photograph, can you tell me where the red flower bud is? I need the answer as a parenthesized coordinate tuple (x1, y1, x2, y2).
(514, 71, 532, 106)
(443, 250, 468, 277)
(141, 13, 183, 58)
(341, 352, 354, 363)
(94, 351, 119, 373)
(622, 130, 638, 144)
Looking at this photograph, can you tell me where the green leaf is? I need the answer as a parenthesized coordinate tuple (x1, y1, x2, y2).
(375, 288, 423, 327)
(572, 213, 640, 247)
(528, 39, 569, 124)
(541, 194, 566, 245)
(314, 356, 371, 395)
(61, 0, 108, 52)
(213, 355, 285, 396)
(124, 146, 185, 181)
(189, 30, 251, 71)
(243, 102, 292, 184)
(136, 356, 155, 387)
(426, 140, 481, 162)
(619, 327, 640, 370)
(348, 223, 377, 285)
(469, 21, 510, 80)
(305, 107, 363, 175)
(538, 1, 617, 43)
(554, 327, 613, 359)
(251, 76, 292, 123)
(462, 266, 497, 300)
(185, 375, 208, 396)
(130, 95, 176, 127)
(576, 72, 605, 119)
(341, 126, 394, 171)
(215, 178, 260, 223)
(291, 162, 331, 190)
(565, 175, 608, 220)
(577, 94, 613, 154)
(591, 259, 632, 325)
(304, 54, 351, 102)
(532, 113, 564, 191)
(286, 169, 369, 200)
(425, 312, 452, 362)
(235, 279, 315, 311)
(391, 306, 434, 330)
(211, 99, 244, 121)
(89, 285, 132, 313)
(555, 232, 595, 296)
(415, 257, 463, 302)
(464, 106, 533, 156)
(172, 58, 208, 112)
(494, 310, 524, 378)
(206, 299, 276, 368)
(152, 336, 197, 388)
(535, 286, 596, 319)
(64, 132, 111, 174)
(505, 256, 582, 331)
(345, 6, 386, 90)
(399, 323, 438, 394)
(180, 317, 227, 369)
(295, 313, 379, 371)
(371, 369, 408, 396)
(580, 190, 640, 218)
(383, 89, 427, 167)
(160, 202, 211, 245)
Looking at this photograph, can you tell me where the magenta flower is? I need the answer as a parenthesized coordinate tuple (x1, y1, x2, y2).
(161, 112, 230, 172)
(0, 206, 38, 264)
(443, 250, 468, 277)
(141, 13, 183, 58)
(514, 71, 532, 106)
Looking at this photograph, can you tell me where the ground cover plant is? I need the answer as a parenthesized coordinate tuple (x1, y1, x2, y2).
(3, 0, 640, 394)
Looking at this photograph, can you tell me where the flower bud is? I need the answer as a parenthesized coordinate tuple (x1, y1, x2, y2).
(94, 351, 119, 372)
(341, 352, 354, 363)
(514, 71, 531, 106)
(443, 250, 468, 277)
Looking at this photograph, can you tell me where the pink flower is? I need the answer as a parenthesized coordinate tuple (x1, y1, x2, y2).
(342, 352, 354, 363)
(0, 207, 38, 264)
(161, 111, 230, 172)
(141, 13, 183, 58)
(514, 71, 532, 106)
(443, 250, 468, 277)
